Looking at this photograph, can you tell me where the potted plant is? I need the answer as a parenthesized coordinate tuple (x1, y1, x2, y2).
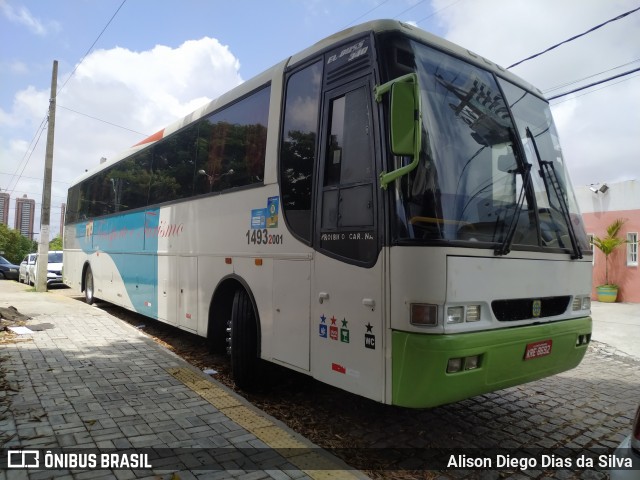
(592, 218, 627, 302)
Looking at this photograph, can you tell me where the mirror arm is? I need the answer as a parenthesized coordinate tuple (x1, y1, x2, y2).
(379, 155, 420, 188)
(374, 73, 416, 102)
(374, 73, 422, 190)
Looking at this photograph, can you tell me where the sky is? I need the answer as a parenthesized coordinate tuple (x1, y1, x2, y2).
(1, 0, 639, 240)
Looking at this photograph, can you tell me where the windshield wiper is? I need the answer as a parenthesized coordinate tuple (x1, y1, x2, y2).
(495, 129, 533, 256)
(526, 127, 583, 260)
(495, 163, 531, 256)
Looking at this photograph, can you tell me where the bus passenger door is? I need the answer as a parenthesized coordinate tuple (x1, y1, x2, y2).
(311, 78, 385, 403)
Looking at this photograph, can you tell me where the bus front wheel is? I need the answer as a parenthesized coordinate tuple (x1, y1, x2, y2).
(84, 266, 95, 305)
(230, 288, 260, 391)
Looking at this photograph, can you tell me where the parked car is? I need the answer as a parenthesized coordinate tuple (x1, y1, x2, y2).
(19, 253, 37, 284)
(610, 404, 640, 479)
(32, 251, 64, 286)
(0, 255, 19, 280)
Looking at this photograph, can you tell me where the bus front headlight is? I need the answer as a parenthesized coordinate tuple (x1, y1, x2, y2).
(446, 305, 481, 323)
(572, 295, 591, 312)
(446, 306, 464, 324)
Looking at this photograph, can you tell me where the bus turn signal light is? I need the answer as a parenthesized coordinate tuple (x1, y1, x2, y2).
(410, 304, 438, 326)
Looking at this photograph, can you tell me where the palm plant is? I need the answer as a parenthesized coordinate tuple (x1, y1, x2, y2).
(592, 218, 627, 287)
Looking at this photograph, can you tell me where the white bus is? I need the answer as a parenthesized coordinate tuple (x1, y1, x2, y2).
(64, 20, 592, 408)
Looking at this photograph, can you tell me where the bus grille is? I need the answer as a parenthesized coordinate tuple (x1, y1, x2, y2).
(491, 296, 571, 321)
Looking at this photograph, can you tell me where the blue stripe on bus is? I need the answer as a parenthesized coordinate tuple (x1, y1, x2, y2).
(76, 209, 160, 318)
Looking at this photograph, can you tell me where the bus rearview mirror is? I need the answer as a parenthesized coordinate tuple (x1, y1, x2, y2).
(390, 82, 416, 156)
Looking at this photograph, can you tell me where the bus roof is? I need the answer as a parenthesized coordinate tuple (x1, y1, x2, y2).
(70, 19, 542, 186)
(287, 19, 540, 94)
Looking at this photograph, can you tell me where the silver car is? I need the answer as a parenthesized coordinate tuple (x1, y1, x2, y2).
(32, 251, 64, 286)
(18, 253, 36, 284)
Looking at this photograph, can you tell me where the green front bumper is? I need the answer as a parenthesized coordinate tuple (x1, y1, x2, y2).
(392, 317, 592, 408)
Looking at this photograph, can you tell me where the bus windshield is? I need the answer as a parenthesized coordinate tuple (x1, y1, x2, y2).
(389, 39, 589, 253)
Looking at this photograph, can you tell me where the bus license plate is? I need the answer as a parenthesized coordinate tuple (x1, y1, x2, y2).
(524, 339, 552, 360)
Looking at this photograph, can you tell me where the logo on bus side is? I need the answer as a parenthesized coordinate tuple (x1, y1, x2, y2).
(532, 299, 542, 318)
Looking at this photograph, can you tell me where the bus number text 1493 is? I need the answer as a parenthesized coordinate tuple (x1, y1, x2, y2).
(246, 229, 283, 245)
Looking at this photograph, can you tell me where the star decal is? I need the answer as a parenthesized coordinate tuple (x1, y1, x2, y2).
(330, 316, 337, 325)
(320, 314, 326, 324)
(341, 318, 348, 328)
(365, 322, 373, 333)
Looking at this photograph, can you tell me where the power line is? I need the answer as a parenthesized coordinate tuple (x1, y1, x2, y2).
(415, 0, 465, 25)
(5, 114, 47, 192)
(58, 105, 148, 136)
(8, 1, 128, 198)
(345, 0, 393, 28)
(542, 58, 640, 93)
(7, 119, 48, 196)
(547, 66, 640, 100)
(393, 0, 429, 20)
(0, 173, 70, 184)
(507, 5, 640, 69)
(550, 72, 640, 104)
(58, 0, 128, 95)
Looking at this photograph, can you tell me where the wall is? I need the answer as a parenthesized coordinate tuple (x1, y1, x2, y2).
(576, 180, 640, 303)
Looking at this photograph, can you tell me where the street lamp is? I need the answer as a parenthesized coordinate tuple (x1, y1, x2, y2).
(197, 169, 234, 185)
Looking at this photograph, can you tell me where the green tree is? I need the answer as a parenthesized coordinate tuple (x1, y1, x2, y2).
(592, 218, 627, 286)
(49, 236, 63, 250)
(0, 223, 37, 264)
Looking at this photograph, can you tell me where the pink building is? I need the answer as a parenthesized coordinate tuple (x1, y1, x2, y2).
(576, 180, 640, 303)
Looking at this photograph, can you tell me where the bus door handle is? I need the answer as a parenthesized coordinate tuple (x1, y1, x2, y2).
(318, 292, 329, 304)
(362, 298, 376, 311)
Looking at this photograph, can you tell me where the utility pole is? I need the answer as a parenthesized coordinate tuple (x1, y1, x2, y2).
(35, 60, 58, 292)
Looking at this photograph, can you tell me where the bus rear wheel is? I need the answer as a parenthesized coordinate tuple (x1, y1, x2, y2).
(84, 266, 95, 305)
(230, 288, 260, 391)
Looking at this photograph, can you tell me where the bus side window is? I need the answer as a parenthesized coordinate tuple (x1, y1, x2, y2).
(195, 86, 270, 195)
(280, 60, 323, 244)
(109, 150, 152, 212)
(150, 124, 199, 203)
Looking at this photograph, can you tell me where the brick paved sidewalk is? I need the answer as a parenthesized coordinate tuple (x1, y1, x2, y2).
(0, 281, 367, 479)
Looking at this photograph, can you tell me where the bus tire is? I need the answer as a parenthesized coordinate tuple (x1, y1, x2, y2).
(230, 288, 260, 391)
(84, 266, 95, 305)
